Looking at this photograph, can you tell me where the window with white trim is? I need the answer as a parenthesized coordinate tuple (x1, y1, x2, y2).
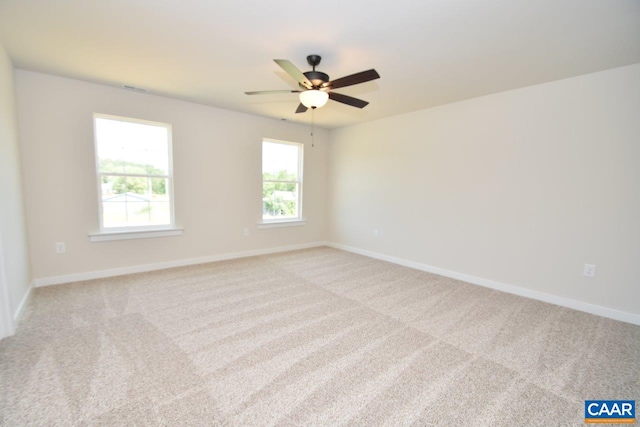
(94, 114, 174, 231)
(262, 139, 303, 221)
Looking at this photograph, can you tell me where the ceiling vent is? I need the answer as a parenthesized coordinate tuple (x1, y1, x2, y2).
(122, 84, 148, 93)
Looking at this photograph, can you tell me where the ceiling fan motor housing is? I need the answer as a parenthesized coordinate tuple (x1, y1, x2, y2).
(302, 71, 329, 88)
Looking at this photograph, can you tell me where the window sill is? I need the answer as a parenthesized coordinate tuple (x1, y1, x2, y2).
(89, 227, 184, 242)
(257, 219, 307, 229)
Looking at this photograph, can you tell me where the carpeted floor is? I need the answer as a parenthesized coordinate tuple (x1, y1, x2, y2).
(1, 247, 638, 426)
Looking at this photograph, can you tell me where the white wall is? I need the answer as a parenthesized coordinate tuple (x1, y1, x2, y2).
(328, 64, 640, 317)
(16, 71, 327, 281)
(0, 43, 32, 329)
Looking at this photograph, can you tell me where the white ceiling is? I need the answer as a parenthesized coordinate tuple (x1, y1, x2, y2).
(1, 0, 639, 129)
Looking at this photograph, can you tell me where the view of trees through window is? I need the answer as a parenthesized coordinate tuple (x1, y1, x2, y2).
(100, 159, 167, 194)
(262, 140, 302, 220)
(95, 115, 172, 229)
(263, 170, 298, 217)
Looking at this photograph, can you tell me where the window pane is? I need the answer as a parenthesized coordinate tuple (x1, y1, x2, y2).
(262, 141, 299, 181)
(101, 176, 170, 228)
(126, 201, 153, 226)
(101, 175, 149, 196)
(263, 182, 298, 219)
(150, 177, 168, 198)
(96, 117, 169, 175)
(102, 200, 127, 228)
(149, 202, 171, 225)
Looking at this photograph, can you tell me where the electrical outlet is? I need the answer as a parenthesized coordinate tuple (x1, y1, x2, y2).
(55, 242, 66, 254)
(373, 229, 379, 238)
(243, 228, 249, 236)
(583, 264, 596, 278)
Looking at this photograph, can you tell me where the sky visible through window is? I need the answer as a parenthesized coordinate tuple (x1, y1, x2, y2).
(95, 118, 169, 174)
(262, 141, 298, 179)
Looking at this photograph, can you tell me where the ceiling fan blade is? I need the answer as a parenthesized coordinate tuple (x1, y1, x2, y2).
(274, 59, 312, 88)
(295, 103, 308, 114)
(329, 92, 369, 108)
(245, 90, 300, 95)
(324, 69, 380, 90)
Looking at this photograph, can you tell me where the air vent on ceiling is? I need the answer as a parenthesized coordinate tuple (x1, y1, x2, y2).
(122, 84, 148, 93)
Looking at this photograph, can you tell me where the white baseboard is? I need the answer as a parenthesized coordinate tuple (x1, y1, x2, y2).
(34, 241, 327, 288)
(327, 242, 640, 326)
(13, 281, 34, 323)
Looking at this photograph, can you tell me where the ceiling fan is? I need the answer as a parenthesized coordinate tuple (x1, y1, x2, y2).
(245, 55, 380, 114)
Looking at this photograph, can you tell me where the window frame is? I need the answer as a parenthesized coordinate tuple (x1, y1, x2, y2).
(261, 138, 304, 223)
(93, 113, 176, 233)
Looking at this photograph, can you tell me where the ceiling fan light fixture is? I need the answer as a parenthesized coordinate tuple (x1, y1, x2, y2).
(299, 89, 328, 109)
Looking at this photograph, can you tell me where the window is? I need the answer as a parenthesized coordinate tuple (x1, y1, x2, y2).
(262, 139, 303, 222)
(93, 114, 174, 231)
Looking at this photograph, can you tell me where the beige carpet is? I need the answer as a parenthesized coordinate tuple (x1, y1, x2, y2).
(1, 247, 638, 426)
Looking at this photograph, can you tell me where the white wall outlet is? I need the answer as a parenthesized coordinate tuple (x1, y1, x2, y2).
(243, 228, 249, 236)
(55, 242, 66, 254)
(373, 229, 379, 238)
(583, 264, 596, 278)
